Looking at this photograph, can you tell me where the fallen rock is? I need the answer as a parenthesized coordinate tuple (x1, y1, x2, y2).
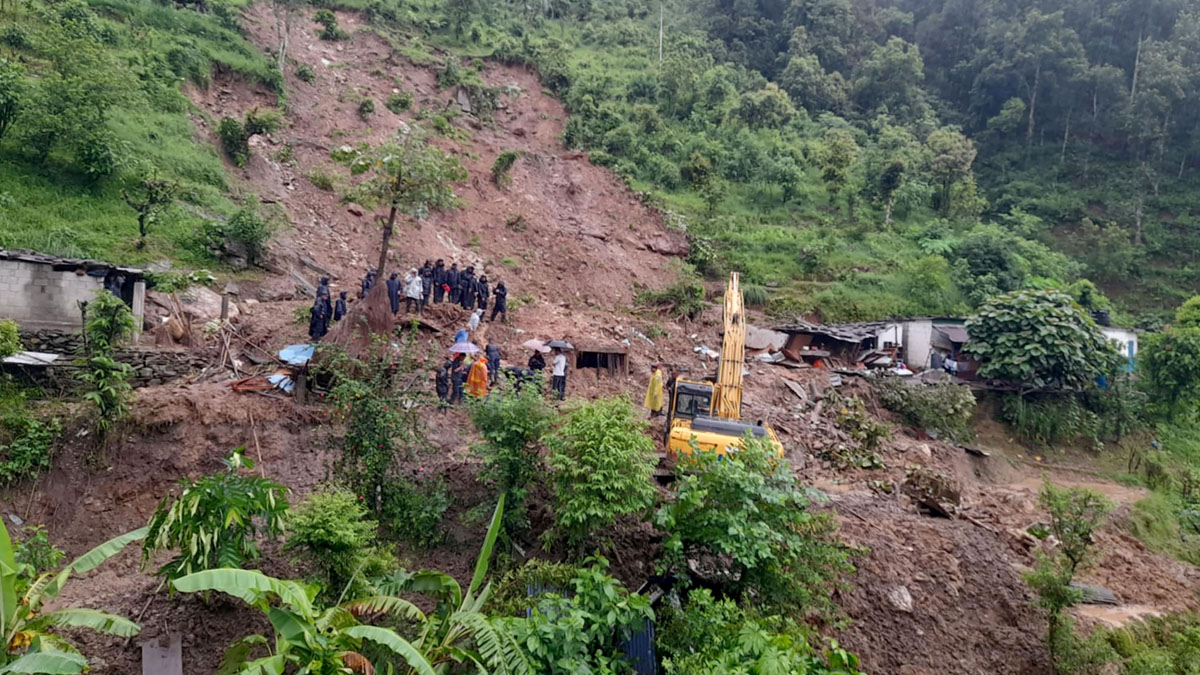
(644, 235, 689, 257)
(347, 205, 365, 217)
(886, 585, 914, 613)
(902, 466, 962, 518)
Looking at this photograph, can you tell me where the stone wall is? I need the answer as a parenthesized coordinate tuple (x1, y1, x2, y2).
(13, 330, 206, 389)
(0, 260, 105, 329)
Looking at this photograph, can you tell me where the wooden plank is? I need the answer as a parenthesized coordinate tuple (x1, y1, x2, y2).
(142, 634, 182, 675)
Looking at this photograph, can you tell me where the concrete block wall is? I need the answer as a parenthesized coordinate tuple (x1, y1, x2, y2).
(0, 260, 104, 329)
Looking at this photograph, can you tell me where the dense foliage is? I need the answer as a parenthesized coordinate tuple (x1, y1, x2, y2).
(967, 289, 1118, 389)
(0, 319, 20, 359)
(469, 380, 554, 533)
(76, 289, 135, 436)
(285, 487, 394, 602)
(875, 378, 975, 440)
(143, 448, 288, 581)
(656, 433, 854, 617)
(545, 396, 658, 553)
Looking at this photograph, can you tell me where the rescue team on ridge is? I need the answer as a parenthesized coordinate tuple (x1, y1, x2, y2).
(307, 260, 510, 342)
(306, 266, 665, 416)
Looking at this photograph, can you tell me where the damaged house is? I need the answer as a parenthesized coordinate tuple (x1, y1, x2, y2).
(772, 321, 902, 368)
(0, 249, 145, 333)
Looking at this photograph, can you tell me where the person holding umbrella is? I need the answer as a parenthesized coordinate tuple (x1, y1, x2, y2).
(550, 345, 568, 401)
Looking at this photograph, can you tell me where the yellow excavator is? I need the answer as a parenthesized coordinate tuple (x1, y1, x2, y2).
(665, 272, 783, 457)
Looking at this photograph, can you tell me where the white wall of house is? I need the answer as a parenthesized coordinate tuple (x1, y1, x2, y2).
(0, 260, 106, 329)
(902, 318, 934, 369)
(1101, 327, 1138, 358)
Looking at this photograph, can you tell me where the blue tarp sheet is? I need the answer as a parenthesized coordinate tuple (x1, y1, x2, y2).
(279, 344, 315, 365)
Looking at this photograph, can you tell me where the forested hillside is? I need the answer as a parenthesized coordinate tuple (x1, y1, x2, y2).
(2, 0, 1199, 321)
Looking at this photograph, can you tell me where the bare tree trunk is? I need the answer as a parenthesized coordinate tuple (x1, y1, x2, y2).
(273, 0, 289, 73)
(1180, 153, 1188, 180)
(1026, 64, 1040, 151)
(658, 2, 664, 64)
(1060, 110, 1071, 166)
(1131, 29, 1143, 103)
(884, 195, 895, 228)
(1093, 88, 1098, 122)
(1133, 173, 1145, 246)
(376, 205, 398, 279)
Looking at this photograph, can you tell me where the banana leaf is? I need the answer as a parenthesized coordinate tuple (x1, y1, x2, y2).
(32, 609, 140, 637)
(341, 626, 436, 675)
(0, 650, 87, 674)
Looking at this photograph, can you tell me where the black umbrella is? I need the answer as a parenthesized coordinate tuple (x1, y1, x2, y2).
(546, 340, 574, 350)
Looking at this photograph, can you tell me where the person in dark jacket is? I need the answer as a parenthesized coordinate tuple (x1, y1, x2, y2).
(333, 290, 348, 322)
(316, 276, 331, 303)
(446, 263, 461, 304)
(528, 351, 546, 372)
(459, 266, 477, 311)
(435, 361, 451, 410)
(476, 275, 490, 314)
(360, 268, 377, 299)
(385, 272, 401, 315)
(420, 260, 433, 311)
(490, 281, 508, 323)
(432, 259, 447, 303)
(308, 294, 331, 341)
(485, 340, 501, 385)
(449, 354, 467, 404)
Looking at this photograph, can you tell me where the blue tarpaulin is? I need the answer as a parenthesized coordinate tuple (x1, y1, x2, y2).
(279, 344, 315, 365)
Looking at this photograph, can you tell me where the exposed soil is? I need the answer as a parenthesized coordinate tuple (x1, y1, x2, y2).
(5, 6, 1197, 675)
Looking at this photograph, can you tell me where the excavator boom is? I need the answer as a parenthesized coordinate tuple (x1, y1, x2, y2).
(714, 272, 744, 419)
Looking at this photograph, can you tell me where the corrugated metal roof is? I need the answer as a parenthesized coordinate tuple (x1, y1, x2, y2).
(935, 325, 970, 343)
(772, 320, 891, 343)
(0, 249, 144, 276)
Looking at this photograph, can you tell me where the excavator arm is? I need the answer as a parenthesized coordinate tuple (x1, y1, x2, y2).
(714, 272, 744, 419)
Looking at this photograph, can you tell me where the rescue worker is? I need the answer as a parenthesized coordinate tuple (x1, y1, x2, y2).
(308, 294, 331, 341)
(528, 350, 546, 372)
(386, 272, 401, 315)
(420, 260, 434, 310)
(432, 259, 447, 303)
(485, 340, 501, 385)
(490, 281, 508, 323)
(449, 354, 467, 404)
(404, 268, 423, 313)
(360, 268, 377, 299)
(476, 275, 490, 314)
(446, 263, 461, 304)
(316, 276, 332, 304)
(435, 361, 451, 410)
(333, 290, 348, 322)
(644, 363, 664, 417)
(466, 354, 489, 398)
(459, 266, 477, 311)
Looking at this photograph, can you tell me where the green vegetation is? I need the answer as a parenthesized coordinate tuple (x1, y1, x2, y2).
(469, 380, 554, 534)
(143, 448, 288, 581)
(491, 149, 520, 187)
(1024, 481, 1115, 673)
(876, 379, 975, 441)
(199, 204, 275, 267)
(285, 487, 394, 602)
(0, 320, 19, 359)
(0, 0, 281, 268)
(76, 289, 134, 436)
(545, 396, 657, 554)
(357, 96, 375, 119)
(1104, 612, 1200, 673)
(656, 433, 854, 618)
(636, 274, 706, 319)
(386, 90, 414, 113)
(314, 8, 348, 41)
(0, 520, 146, 674)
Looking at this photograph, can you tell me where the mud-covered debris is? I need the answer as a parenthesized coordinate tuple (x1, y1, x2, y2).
(902, 466, 962, 518)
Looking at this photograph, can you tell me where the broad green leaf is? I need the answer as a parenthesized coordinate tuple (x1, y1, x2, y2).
(172, 569, 312, 613)
(467, 493, 505, 605)
(218, 635, 270, 675)
(341, 596, 425, 623)
(69, 527, 148, 575)
(34, 609, 140, 637)
(341, 626, 436, 675)
(0, 520, 18, 630)
(268, 607, 316, 647)
(0, 650, 87, 674)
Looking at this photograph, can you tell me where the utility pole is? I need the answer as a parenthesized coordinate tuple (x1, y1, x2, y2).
(657, 2, 667, 63)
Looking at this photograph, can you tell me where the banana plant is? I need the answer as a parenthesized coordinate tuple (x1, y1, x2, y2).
(174, 494, 528, 675)
(0, 521, 147, 674)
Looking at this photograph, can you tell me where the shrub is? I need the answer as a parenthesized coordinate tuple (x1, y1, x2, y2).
(636, 277, 706, 319)
(296, 63, 316, 83)
(742, 283, 769, 307)
(77, 290, 135, 435)
(380, 476, 450, 548)
(0, 26, 30, 50)
(488, 559, 579, 616)
(0, 59, 23, 142)
(203, 206, 274, 267)
(217, 117, 249, 167)
(656, 433, 854, 617)
(491, 149, 520, 187)
(0, 320, 19, 359)
(506, 558, 653, 673)
(13, 525, 65, 575)
(1140, 327, 1200, 420)
(314, 9, 348, 40)
(875, 379, 976, 440)
(286, 487, 394, 601)
(0, 415, 59, 487)
(305, 170, 338, 191)
(244, 106, 284, 136)
(143, 448, 289, 581)
(357, 97, 375, 120)
(659, 588, 862, 674)
(999, 393, 1100, 449)
(469, 381, 554, 533)
(546, 397, 657, 554)
(385, 90, 413, 113)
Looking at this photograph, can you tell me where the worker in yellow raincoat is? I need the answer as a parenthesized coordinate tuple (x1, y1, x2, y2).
(644, 363, 664, 417)
(466, 354, 489, 398)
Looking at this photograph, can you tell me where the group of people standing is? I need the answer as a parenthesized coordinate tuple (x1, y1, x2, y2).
(307, 276, 346, 341)
(434, 344, 569, 407)
(373, 260, 508, 322)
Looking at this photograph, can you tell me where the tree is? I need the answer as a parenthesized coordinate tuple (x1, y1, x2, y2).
(819, 127, 859, 214)
(655, 433, 853, 618)
(926, 127, 976, 217)
(878, 158, 906, 227)
(285, 487, 394, 602)
(768, 154, 804, 204)
(0, 319, 19, 359)
(122, 175, 177, 249)
(546, 397, 657, 554)
(851, 37, 926, 122)
(0, 521, 146, 674)
(470, 381, 554, 534)
(966, 289, 1119, 390)
(0, 58, 21, 141)
(76, 290, 135, 436)
(1174, 295, 1200, 329)
(732, 83, 797, 129)
(340, 136, 466, 280)
(1139, 327, 1200, 419)
(143, 448, 288, 581)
